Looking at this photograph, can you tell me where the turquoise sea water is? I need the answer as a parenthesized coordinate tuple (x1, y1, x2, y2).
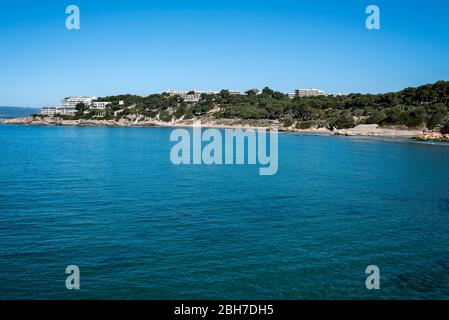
(1, 124, 449, 300)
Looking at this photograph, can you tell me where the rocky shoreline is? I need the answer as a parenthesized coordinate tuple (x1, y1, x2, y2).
(333, 124, 449, 142)
(1, 117, 448, 142)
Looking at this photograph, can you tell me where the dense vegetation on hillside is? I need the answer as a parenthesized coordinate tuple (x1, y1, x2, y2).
(67, 81, 449, 131)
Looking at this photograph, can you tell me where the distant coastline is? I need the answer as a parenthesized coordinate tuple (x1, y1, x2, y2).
(3, 80, 449, 142)
(2, 116, 447, 142)
(0, 106, 39, 119)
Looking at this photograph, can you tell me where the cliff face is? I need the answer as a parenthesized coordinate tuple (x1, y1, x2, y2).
(333, 124, 423, 138)
(417, 131, 449, 142)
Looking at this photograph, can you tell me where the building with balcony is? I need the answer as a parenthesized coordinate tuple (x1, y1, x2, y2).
(57, 96, 96, 115)
(295, 89, 325, 97)
(40, 106, 57, 115)
(166, 90, 217, 103)
(91, 101, 111, 110)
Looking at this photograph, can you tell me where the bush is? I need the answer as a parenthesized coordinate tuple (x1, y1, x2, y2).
(352, 109, 365, 117)
(405, 107, 427, 128)
(366, 111, 386, 124)
(183, 112, 194, 120)
(60, 115, 74, 121)
(330, 114, 355, 129)
(296, 121, 314, 130)
(173, 106, 186, 119)
(381, 107, 403, 125)
(144, 110, 158, 118)
(427, 104, 447, 129)
(283, 119, 294, 127)
(441, 121, 449, 135)
(159, 111, 173, 122)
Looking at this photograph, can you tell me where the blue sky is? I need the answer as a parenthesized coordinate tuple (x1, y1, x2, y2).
(0, 0, 448, 107)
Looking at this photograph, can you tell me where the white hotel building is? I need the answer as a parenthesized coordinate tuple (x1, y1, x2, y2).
(40, 106, 58, 115)
(295, 89, 326, 97)
(166, 90, 219, 103)
(57, 96, 96, 115)
(91, 101, 111, 109)
(41, 96, 104, 115)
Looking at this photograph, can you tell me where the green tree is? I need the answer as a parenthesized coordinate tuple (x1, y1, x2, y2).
(75, 102, 88, 112)
(366, 111, 386, 124)
(159, 110, 173, 122)
(427, 103, 447, 129)
(262, 87, 274, 96)
(283, 119, 294, 127)
(405, 107, 427, 128)
(380, 106, 406, 126)
(296, 121, 314, 130)
(440, 120, 449, 135)
(330, 114, 355, 129)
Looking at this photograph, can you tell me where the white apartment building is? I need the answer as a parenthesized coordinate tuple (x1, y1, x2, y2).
(57, 96, 96, 115)
(41, 97, 121, 116)
(167, 90, 218, 103)
(40, 106, 57, 115)
(295, 89, 325, 97)
(184, 91, 203, 103)
(91, 101, 111, 109)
